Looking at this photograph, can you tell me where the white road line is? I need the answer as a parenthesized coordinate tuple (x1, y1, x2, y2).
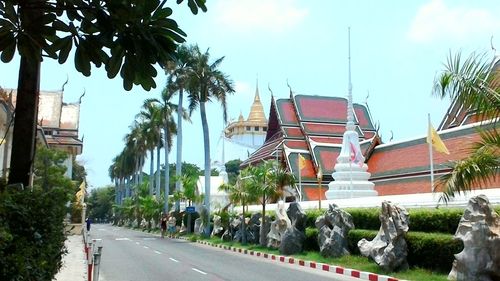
(143, 246, 149, 249)
(154, 251, 161, 255)
(191, 268, 207, 275)
(135, 242, 140, 245)
(115, 238, 130, 241)
(169, 258, 179, 263)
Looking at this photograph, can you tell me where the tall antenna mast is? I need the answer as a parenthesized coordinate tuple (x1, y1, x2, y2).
(346, 27, 355, 131)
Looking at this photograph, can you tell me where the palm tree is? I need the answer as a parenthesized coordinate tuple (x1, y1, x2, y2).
(185, 45, 235, 236)
(137, 102, 163, 197)
(145, 88, 189, 213)
(219, 168, 258, 244)
(124, 121, 148, 187)
(166, 44, 195, 212)
(268, 163, 296, 202)
(433, 52, 500, 203)
(248, 160, 279, 246)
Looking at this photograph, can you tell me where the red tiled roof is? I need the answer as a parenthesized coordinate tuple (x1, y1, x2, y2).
(276, 99, 299, 126)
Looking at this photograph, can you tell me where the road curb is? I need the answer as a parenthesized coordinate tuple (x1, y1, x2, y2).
(191, 239, 402, 281)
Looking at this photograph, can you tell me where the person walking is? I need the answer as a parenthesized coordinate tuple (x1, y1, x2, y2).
(85, 217, 92, 232)
(167, 215, 176, 238)
(160, 214, 167, 239)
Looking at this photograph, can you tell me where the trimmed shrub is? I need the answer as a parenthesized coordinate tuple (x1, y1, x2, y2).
(409, 208, 463, 234)
(406, 231, 462, 273)
(345, 208, 380, 230)
(347, 229, 462, 273)
(305, 209, 323, 228)
(304, 227, 319, 251)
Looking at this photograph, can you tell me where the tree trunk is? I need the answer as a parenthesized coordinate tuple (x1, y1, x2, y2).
(260, 194, 266, 246)
(8, 1, 43, 186)
(200, 102, 211, 236)
(175, 88, 183, 212)
(139, 157, 144, 184)
(163, 125, 170, 213)
(156, 144, 161, 200)
(149, 150, 154, 195)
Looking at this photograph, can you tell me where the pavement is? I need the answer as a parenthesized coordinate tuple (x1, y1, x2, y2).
(53, 234, 87, 281)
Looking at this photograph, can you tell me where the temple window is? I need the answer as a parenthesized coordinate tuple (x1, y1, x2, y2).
(254, 126, 259, 131)
(246, 126, 251, 131)
(263, 127, 267, 131)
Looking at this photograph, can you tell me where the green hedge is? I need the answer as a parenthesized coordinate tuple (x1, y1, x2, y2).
(345, 207, 466, 234)
(0, 186, 70, 281)
(347, 229, 462, 273)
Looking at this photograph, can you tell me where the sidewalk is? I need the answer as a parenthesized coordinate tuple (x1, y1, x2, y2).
(54, 234, 87, 281)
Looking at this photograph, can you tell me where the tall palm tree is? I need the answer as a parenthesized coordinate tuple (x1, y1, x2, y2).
(137, 102, 163, 197)
(124, 121, 148, 187)
(166, 44, 195, 212)
(433, 52, 500, 203)
(145, 88, 188, 213)
(185, 45, 235, 236)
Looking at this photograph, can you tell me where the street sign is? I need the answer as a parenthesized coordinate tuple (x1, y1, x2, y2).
(186, 206, 195, 213)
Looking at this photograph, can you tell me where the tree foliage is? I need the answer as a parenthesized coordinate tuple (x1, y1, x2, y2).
(433, 52, 500, 203)
(0, 0, 207, 90)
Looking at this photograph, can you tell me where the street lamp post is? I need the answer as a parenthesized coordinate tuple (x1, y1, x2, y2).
(317, 168, 323, 210)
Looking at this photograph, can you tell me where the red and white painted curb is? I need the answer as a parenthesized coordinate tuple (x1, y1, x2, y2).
(195, 240, 402, 281)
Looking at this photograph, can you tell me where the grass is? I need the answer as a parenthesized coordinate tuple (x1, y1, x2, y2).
(188, 235, 448, 281)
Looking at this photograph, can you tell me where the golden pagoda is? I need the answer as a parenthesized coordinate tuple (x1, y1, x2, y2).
(225, 81, 268, 147)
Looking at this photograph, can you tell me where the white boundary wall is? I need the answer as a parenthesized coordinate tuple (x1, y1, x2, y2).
(238, 188, 500, 213)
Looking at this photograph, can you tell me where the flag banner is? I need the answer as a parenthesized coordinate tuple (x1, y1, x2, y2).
(298, 153, 306, 169)
(348, 135, 365, 167)
(427, 124, 450, 154)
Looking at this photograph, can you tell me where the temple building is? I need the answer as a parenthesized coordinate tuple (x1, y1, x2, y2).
(0, 87, 83, 179)
(242, 90, 499, 200)
(224, 83, 268, 150)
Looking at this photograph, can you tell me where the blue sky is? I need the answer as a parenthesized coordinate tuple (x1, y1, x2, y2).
(0, 0, 499, 188)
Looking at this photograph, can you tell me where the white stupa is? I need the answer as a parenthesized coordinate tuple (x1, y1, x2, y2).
(325, 29, 378, 199)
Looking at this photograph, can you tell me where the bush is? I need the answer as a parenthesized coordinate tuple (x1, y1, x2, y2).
(305, 209, 323, 228)
(409, 208, 463, 234)
(406, 231, 462, 273)
(0, 186, 70, 281)
(347, 229, 462, 273)
(345, 208, 381, 230)
(304, 227, 319, 251)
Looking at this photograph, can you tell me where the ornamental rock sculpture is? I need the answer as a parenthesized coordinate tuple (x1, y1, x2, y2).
(448, 195, 500, 281)
(358, 201, 410, 272)
(279, 202, 307, 255)
(267, 201, 291, 248)
(211, 215, 224, 237)
(316, 203, 354, 257)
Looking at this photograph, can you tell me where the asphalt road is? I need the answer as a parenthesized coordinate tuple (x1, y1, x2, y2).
(91, 224, 359, 281)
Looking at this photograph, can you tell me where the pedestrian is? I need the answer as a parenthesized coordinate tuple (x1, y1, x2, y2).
(167, 214, 176, 238)
(86, 217, 92, 232)
(160, 214, 167, 239)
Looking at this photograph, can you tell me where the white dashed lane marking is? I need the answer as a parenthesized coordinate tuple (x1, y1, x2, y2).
(143, 246, 149, 249)
(115, 238, 130, 241)
(154, 250, 161, 255)
(169, 258, 179, 263)
(191, 268, 207, 275)
(135, 242, 140, 245)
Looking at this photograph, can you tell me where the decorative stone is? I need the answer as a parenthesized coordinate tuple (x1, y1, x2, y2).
(316, 203, 354, 257)
(267, 201, 291, 248)
(193, 218, 202, 234)
(279, 202, 307, 255)
(448, 195, 500, 281)
(211, 215, 224, 237)
(247, 213, 262, 244)
(358, 201, 409, 272)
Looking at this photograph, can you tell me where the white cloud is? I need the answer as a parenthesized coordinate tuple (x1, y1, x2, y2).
(213, 0, 308, 33)
(407, 0, 500, 43)
(234, 81, 251, 94)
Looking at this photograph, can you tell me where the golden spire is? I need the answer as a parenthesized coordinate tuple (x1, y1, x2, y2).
(247, 79, 266, 123)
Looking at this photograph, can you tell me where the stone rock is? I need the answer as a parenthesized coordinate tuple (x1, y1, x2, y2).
(247, 213, 262, 244)
(193, 218, 202, 234)
(279, 202, 307, 255)
(316, 203, 354, 258)
(211, 215, 224, 237)
(267, 201, 291, 248)
(358, 201, 409, 272)
(448, 195, 500, 281)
